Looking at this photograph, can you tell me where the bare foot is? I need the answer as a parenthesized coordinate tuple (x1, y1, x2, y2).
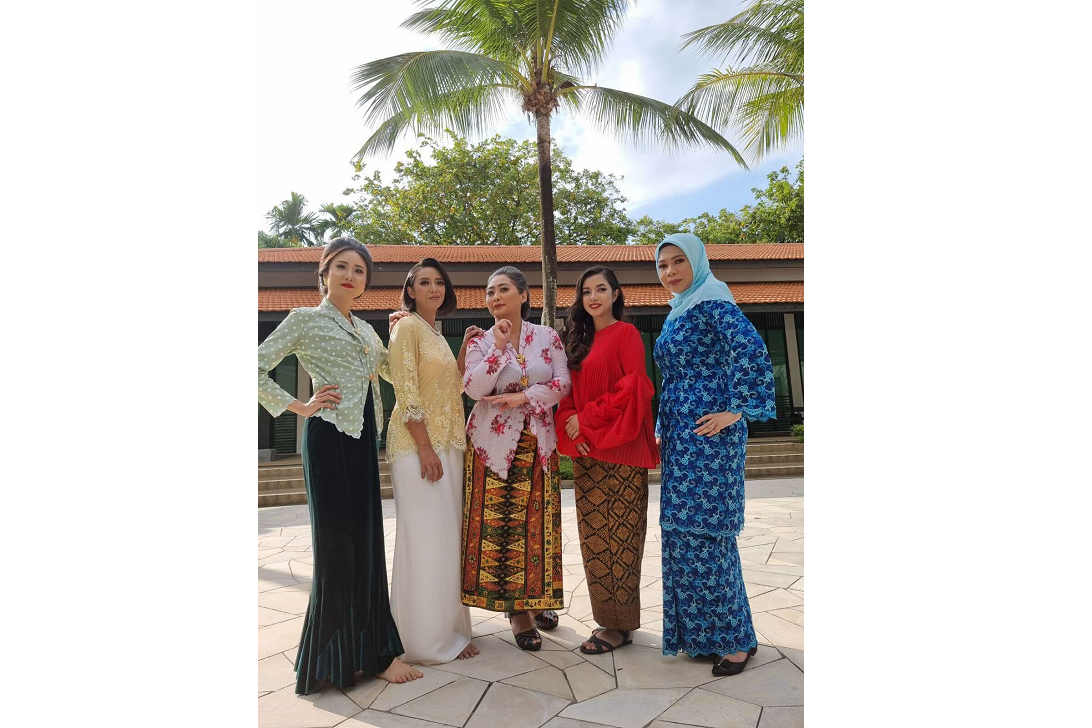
(377, 657, 424, 683)
(456, 642, 480, 660)
(721, 650, 749, 663)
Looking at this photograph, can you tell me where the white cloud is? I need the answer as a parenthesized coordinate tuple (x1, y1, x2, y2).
(253, 1, 799, 233)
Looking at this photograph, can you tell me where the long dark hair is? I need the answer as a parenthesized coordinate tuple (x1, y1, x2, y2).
(565, 266, 625, 371)
(401, 257, 457, 316)
(487, 266, 531, 320)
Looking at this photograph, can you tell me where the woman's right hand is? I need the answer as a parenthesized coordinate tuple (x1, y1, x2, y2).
(389, 310, 410, 333)
(462, 325, 484, 346)
(302, 384, 341, 417)
(419, 445, 444, 482)
(490, 318, 511, 351)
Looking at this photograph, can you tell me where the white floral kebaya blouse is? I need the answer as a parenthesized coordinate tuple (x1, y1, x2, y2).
(463, 322, 572, 479)
(257, 297, 389, 439)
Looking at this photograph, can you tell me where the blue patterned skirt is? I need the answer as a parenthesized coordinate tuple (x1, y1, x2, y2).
(660, 529, 757, 657)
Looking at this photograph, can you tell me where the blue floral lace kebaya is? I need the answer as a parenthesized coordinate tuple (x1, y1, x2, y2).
(653, 298, 776, 657)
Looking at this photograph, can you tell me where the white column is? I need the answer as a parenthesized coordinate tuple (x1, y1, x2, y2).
(784, 313, 803, 408)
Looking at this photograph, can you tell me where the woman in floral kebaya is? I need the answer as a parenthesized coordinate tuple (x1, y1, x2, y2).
(458, 266, 572, 651)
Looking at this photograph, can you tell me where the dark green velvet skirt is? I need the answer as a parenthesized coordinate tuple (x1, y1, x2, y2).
(295, 391, 403, 695)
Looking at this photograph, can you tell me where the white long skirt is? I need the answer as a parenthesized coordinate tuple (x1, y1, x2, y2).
(389, 446, 473, 664)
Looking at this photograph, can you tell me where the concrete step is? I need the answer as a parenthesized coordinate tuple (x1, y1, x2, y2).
(259, 489, 308, 507)
(745, 453, 803, 467)
(746, 442, 804, 455)
(745, 464, 805, 479)
(259, 466, 303, 481)
(259, 484, 394, 508)
(259, 456, 390, 474)
(259, 478, 304, 493)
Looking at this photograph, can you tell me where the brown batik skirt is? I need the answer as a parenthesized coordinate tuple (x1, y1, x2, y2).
(460, 429, 564, 612)
(573, 457, 649, 632)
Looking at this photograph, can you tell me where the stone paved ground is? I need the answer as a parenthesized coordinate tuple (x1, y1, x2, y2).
(258, 478, 804, 728)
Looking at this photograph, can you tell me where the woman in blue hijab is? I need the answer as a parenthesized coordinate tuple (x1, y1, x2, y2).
(652, 233, 777, 677)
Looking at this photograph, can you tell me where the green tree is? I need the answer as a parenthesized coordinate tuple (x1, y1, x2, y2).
(633, 157, 803, 244)
(314, 203, 359, 243)
(257, 231, 300, 248)
(343, 132, 633, 246)
(676, 0, 803, 163)
(266, 192, 320, 246)
(350, 0, 746, 325)
(629, 215, 689, 246)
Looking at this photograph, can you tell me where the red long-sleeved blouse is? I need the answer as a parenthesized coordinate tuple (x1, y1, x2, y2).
(555, 321, 660, 468)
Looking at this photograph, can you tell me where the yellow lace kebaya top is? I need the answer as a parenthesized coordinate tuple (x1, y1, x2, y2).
(385, 313, 468, 461)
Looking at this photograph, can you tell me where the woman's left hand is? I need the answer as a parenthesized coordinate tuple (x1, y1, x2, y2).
(693, 411, 742, 437)
(482, 392, 530, 409)
(565, 414, 580, 441)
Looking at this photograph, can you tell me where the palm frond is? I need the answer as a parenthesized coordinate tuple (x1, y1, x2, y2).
(568, 85, 748, 168)
(680, 0, 803, 71)
(735, 84, 804, 161)
(676, 63, 802, 134)
(402, 3, 524, 66)
(351, 50, 527, 128)
(352, 84, 521, 161)
(536, 0, 630, 77)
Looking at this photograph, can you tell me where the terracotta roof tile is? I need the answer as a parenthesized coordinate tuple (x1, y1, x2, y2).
(258, 243, 803, 264)
(258, 283, 803, 313)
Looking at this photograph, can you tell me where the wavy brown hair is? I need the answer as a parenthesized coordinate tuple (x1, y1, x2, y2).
(565, 266, 625, 371)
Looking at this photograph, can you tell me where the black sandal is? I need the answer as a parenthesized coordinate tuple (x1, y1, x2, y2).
(579, 628, 632, 655)
(506, 612, 543, 651)
(711, 645, 758, 677)
(533, 610, 559, 631)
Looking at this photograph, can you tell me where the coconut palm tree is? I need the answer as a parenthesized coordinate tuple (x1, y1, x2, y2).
(350, 0, 747, 326)
(315, 203, 359, 243)
(266, 192, 320, 247)
(676, 0, 803, 164)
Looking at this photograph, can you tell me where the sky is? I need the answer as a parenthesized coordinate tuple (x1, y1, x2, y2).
(253, 0, 803, 235)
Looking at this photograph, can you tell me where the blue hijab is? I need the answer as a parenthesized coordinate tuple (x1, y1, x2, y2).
(656, 233, 736, 322)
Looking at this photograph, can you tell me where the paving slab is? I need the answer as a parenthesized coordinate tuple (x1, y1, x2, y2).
(657, 688, 763, 728)
(501, 665, 574, 701)
(565, 661, 617, 702)
(392, 676, 489, 726)
(703, 659, 804, 707)
(369, 666, 460, 712)
(757, 706, 805, 728)
(557, 687, 690, 728)
(465, 682, 571, 728)
(257, 480, 805, 727)
(429, 635, 549, 682)
(258, 684, 361, 728)
(258, 653, 297, 694)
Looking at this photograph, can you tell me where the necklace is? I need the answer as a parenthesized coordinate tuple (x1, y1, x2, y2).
(412, 312, 442, 337)
(514, 351, 529, 388)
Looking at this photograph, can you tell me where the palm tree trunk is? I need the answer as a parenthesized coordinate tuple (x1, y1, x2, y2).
(534, 111, 558, 328)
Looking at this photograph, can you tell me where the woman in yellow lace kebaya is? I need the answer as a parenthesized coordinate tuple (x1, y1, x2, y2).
(387, 259, 480, 664)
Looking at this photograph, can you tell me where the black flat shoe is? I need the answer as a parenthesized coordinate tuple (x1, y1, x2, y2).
(579, 628, 632, 655)
(534, 610, 559, 631)
(711, 645, 758, 677)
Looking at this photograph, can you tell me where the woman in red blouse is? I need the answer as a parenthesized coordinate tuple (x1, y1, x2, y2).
(556, 266, 659, 654)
